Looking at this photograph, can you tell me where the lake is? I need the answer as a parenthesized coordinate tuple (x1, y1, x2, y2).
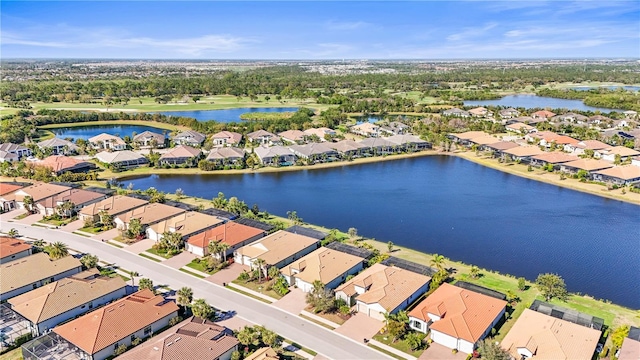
(571, 86, 640, 92)
(50, 124, 169, 141)
(156, 107, 299, 122)
(464, 95, 625, 113)
(123, 155, 640, 308)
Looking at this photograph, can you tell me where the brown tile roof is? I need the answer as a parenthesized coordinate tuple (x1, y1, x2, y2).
(468, 135, 501, 146)
(0, 183, 25, 196)
(149, 212, 223, 237)
(336, 263, 431, 312)
(594, 165, 640, 181)
(450, 131, 489, 140)
(88, 133, 126, 145)
(278, 130, 307, 142)
(501, 308, 600, 360)
(236, 230, 318, 266)
(115, 316, 239, 360)
(38, 188, 105, 209)
(601, 146, 640, 157)
(408, 283, 506, 343)
(187, 221, 265, 249)
(15, 183, 71, 202)
(54, 289, 179, 355)
(244, 347, 279, 360)
(575, 140, 610, 150)
(0, 253, 82, 295)
(282, 248, 363, 285)
(211, 131, 243, 144)
(506, 122, 535, 132)
(38, 155, 92, 173)
(618, 337, 640, 360)
(80, 195, 148, 217)
(8, 269, 126, 323)
(503, 146, 545, 157)
(118, 203, 187, 226)
(532, 110, 556, 118)
(484, 141, 520, 151)
(530, 152, 577, 164)
(562, 159, 613, 172)
(159, 145, 201, 160)
(0, 237, 31, 259)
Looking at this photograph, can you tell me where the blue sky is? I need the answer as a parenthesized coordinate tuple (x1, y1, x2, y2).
(2, 1, 639, 59)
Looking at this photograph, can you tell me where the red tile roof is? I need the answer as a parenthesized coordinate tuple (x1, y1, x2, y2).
(0, 237, 31, 258)
(187, 222, 266, 249)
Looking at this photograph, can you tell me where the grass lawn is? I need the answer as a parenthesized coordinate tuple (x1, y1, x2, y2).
(38, 217, 76, 226)
(146, 247, 178, 259)
(367, 343, 405, 360)
(225, 284, 272, 304)
(0, 348, 22, 360)
(138, 252, 160, 261)
(231, 279, 283, 300)
(179, 268, 206, 279)
(13, 212, 30, 220)
(77, 226, 105, 234)
(185, 259, 217, 275)
(373, 332, 425, 358)
(303, 305, 346, 325)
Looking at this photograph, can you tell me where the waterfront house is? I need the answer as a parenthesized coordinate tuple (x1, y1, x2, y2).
(530, 152, 577, 169)
(499, 108, 520, 119)
(483, 141, 519, 157)
(560, 159, 613, 177)
(0, 237, 32, 264)
(233, 230, 319, 272)
(212, 131, 243, 147)
(552, 112, 589, 124)
(408, 283, 506, 354)
(206, 147, 246, 165)
(442, 108, 470, 118)
(326, 140, 368, 158)
(466, 135, 502, 150)
(88, 133, 127, 151)
(289, 143, 339, 162)
(469, 107, 491, 118)
(598, 146, 640, 162)
(95, 150, 149, 169)
(115, 316, 239, 360)
(525, 131, 578, 148)
(36, 188, 108, 216)
(172, 130, 206, 147)
(158, 145, 201, 166)
(448, 131, 490, 146)
(501, 308, 601, 360)
(385, 134, 432, 151)
(133, 131, 166, 148)
(531, 110, 556, 119)
(0, 253, 83, 301)
(279, 130, 307, 144)
(254, 146, 296, 166)
(48, 289, 178, 360)
(114, 203, 187, 232)
(304, 127, 337, 141)
(7, 269, 126, 336)
(350, 122, 381, 137)
(146, 211, 223, 242)
(14, 183, 72, 211)
(618, 326, 640, 360)
(0, 143, 32, 160)
(247, 130, 280, 146)
(37, 138, 78, 155)
(593, 166, 640, 186)
(623, 110, 638, 119)
(386, 121, 411, 135)
(506, 122, 537, 134)
(38, 155, 95, 175)
(186, 221, 266, 258)
(564, 139, 611, 156)
(359, 137, 395, 155)
(284, 225, 327, 240)
(79, 195, 148, 223)
(335, 263, 431, 321)
(281, 248, 364, 293)
(0, 182, 28, 212)
(502, 146, 545, 163)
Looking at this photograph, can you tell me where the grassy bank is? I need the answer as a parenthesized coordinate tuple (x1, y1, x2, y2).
(38, 120, 188, 132)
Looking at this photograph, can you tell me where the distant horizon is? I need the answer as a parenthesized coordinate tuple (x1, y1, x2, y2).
(3, 57, 640, 62)
(3, 1, 640, 59)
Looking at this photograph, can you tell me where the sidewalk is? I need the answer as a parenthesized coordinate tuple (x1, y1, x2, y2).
(226, 282, 277, 303)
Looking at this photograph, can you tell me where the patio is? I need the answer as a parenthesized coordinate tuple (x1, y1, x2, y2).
(21, 333, 86, 360)
(0, 304, 32, 352)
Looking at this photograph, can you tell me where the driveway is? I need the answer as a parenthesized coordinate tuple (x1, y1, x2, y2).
(17, 212, 43, 224)
(335, 313, 384, 342)
(418, 342, 467, 360)
(1, 208, 23, 221)
(163, 251, 196, 269)
(60, 219, 85, 233)
(97, 228, 120, 240)
(124, 239, 156, 254)
(206, 262, 248, 285)
(273, 288, 307, 314)
(217, 315, 252, 331)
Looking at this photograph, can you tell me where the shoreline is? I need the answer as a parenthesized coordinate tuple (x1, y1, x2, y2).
(38, 120, 188, 131)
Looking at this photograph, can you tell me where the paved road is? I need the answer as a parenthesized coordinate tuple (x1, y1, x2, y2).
(1, 221, 387, 360)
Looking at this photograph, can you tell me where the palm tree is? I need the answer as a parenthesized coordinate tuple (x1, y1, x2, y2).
(48, 241, 69, 260)
(56, 201, 76, 218)
(253, 258, 266, 283)
(7, 228, 19, 238)
(430, 254, 446, 272)
(267, 266, 280, 281)
(217, 242, 230, 261)
(23, 195, 34, 213)
(177, 287, 194, 308)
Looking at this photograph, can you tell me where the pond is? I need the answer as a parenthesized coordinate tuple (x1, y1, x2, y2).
(123, 155, 640, 308)
(464, 95, 625, 113)
(50, 124, 170, 141)
(155, 107, 299, 122)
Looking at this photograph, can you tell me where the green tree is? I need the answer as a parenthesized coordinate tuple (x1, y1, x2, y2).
(535, 273, 568, 301)
(47, 241, 69, 260)
(287, 210, 303, 225)
(272, 277, 290, 296)
(127, 218, 143, 239)
(348, 227, 358, 239)
(257, 326, 281, 348)
(470, 265, 480, 279)
(611, 325, 630, 350)
(175, 188, 184, 199)
(387, 241, 394, 253)
(113, 344, 128, 356)
(430, 269, 448, 292)
(430, 253, 446, 272)
(267, 266, 280, 281)
(160, 231, 184, 253)
(517, 277, 526, 291)
(477, 338, 511, 360)
(7, 228, 19, 238)
(80, 254, 99, 269)
(227, 197, 249, 215)
(138, 278, 155, 293)
(306, 280, 336, 313)
(253, 258, 266, 283)
(405, 332, 425, 351)
(212, 192, 228, 209)
(98, 209, 113, 230)
(208, 240, 230, 260)
(386, 311, 409, 342)
(177, 287, 193, 308)
(191, 298, 214, 320)
(55, 200, 76, 218)
(236, 326, 260, 347)
(23, 195, 34, 213)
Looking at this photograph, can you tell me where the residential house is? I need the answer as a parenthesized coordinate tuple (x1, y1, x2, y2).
(95, 150, 149, 169)
(147, 211, 223, 242)
(587, 115, 611, 127)
(501, 308, 601, 360)
(37, 138, 78, 155)
(335, 263, 431, 321)
(530, 152, 577, 170)
(552, 112, 589, 124)
(0, 253, 83, 301)
(278, 130, 307, 144)
(0, 182, 28, 212)
(79, 195, 148, 223)
(499, 108, 520, 119)
(359, 138, 395, 155)
(186, 221, 266, 258)
(506, 122, 537, 134)
(211, 131, 243, 147)
(386, 121, 411, 135)
(247, 130, 280, 146)
(560, 159, 613, 177)
(289, 143, 339, 162)
(350, 122, 381, 137)
(0, 143, 32, 160)
(618, 326, 640, 360)
(483, 141, 519, 157)
(466, 135, 501, 150)
(14, 183, 71, 210)
(448, 131, 490, 146)
(37, 155, 95, 175)
(0, 237, 32, 264)
(598, 146, 640, 162)
(115, 316, 239, 360)
(564, 140, 611, 156)
(254, 146, 296, 166)
(531, 110, 556, 120)
(36, 188, 108, 216)
(442, 108, 470, 117)
(385, 134, 432, 151)
(327, 140, 368, 158)
(172, 130, 206, 147)
(51, 289, 178, 360)
(206, 147, 246, 165)
(281, 248, 364, 293)
(623, 110, 638, 120)
(133, 131, 166, 148)
(468, 107, 490, 118)
(114, 203, 187, 232)
(234, 230, 319, 272)
(244, 347, 279, 360)
(0, 149, 18, 163)
(304, 127, 336, 141)
(158, 145, 201, 166)
(593, 166, 640, 186)
(8, 269, 127, 335)
(408, 283, 507, 354)
(502, 146, 545, 163)
(525, 131, 578, 148)
(88, 133, 127, 151)
(284, 225, 327, 240)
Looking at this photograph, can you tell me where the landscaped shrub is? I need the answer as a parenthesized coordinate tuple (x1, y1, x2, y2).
(168, 315, 184, 326)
